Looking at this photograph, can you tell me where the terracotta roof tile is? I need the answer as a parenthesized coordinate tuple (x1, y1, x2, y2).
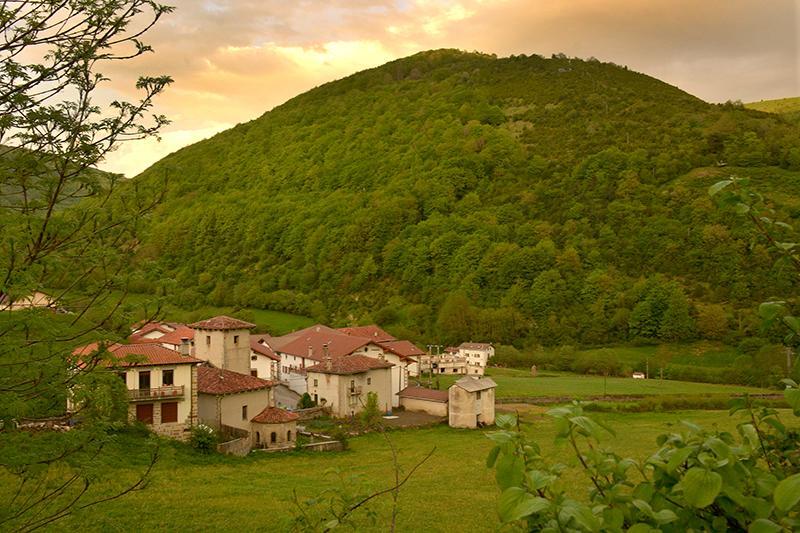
(275, 329, 372, 360)
(72, 342, 202, 367)
(397, 386, 449, 402)
(458, 342, 493, 350)
(189, 315, 256, 330)
(378, 340, 425, 359)
(250, 337, 280, 361)
(337, 325, 396, 342)
(152, 325, 195, 346)
(251, 406, 299, 424)
(306, 355, 393, 375)
(197, 364, 273, 395)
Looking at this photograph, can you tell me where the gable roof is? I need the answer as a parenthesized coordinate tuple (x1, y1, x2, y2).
(129, 322, 172, 340)
(378, 339, 425, 359)
(250, 336, 280, 361)
(274, 328, 373, 360)
(397, 386, 449, 403)
(188, 315, 256, 330)
(306, 355, 393, 375)
(458, 342, 493, 350)
(337, 325, 396, 343)
(197, 364, 273, 395)
(153, 325, 195, 346)
(72, 342, 202, 367)
(452, 376, 497, 392)
(251, 406, 299, 424)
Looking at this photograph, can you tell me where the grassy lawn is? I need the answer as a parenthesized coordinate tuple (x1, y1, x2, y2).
(424, 367, 772, 399)
(745, 96, 800, 115)
(38, 409, 793, 532)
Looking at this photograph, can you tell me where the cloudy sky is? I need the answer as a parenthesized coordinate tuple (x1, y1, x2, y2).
(101, 0, 799, 177)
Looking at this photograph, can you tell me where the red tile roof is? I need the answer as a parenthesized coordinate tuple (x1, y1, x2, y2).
(153, 325, 195, 346)
(397, 386, 449, 403)
(251, 406, 299, 424)
(378, 340, 425, 359)
(197, 364, 273, 395)
(250, 336, 280, 361)
(337, 325, 396, 342)
(306, 355, 393, 375)
(275, 328, 373, 360)
(72, 342, 202, 367)
(129, 322, 172, 341)
(189, 315, 256, 330)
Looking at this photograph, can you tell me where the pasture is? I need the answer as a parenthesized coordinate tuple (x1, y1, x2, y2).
(42, 409, 791, 532)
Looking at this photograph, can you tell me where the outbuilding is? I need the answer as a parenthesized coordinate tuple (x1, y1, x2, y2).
(397, 386, 449, 417)
(448, 377, 497, 428)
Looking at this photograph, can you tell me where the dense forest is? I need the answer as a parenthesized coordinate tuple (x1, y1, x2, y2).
(126, 49, 800, 347)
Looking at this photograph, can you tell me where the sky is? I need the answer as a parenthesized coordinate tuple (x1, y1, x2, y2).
(100, 0, 800, 177)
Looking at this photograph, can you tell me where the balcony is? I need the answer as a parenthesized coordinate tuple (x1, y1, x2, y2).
(128, 385, 185, 402)
(348, 385, 363, 396)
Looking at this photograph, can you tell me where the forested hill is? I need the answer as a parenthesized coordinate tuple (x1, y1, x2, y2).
(129, 49, 800, 346)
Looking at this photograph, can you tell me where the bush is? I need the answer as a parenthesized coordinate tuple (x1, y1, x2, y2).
(190, 424, 217, 454)
(298, 392, 315, 409)
(329, 426, 350, 451)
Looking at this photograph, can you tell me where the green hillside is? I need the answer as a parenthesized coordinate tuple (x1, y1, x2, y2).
(127, 50, 800, 346)
(745, 96, 800, 115)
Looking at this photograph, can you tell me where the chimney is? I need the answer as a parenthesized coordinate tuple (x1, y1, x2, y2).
(323, 343, 332, 371)
(180, 337, 190, 357)
(308, 345, 313, 358)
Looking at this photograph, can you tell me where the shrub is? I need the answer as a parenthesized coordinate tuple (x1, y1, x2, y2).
(190, 424, 217, 454)
(329, 426, 350, 451)
(298, 392, 315, 409)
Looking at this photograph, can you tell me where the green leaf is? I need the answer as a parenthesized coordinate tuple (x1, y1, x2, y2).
(666, 446, 695, 473)
(495, 453, 524, 490)
(495, 413, 516, 429)
(681, 467, 722, 508)
(784, 315, 800, 335)
(785, 388, 800, 416)
(748, 519, 783, 533)
(526, 470, 555, 491)
(704, 437, 731, 460)
(774, 473, 800, 511)
(734, 202, 750, 214)
(708, 179, 733, 196)
(759, 301, 787, 322)
(627, 523, 654, 533)
(652, 509, 678, 524)
(487, 431, 514, 445)
(498, 487, 549, 522)
(486, 446, 500, 468)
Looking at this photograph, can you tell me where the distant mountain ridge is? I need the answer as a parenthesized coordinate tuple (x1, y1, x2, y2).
(126, 49, 800, 346)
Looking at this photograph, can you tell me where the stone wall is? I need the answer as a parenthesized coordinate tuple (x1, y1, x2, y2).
(217, 437, 251, 456)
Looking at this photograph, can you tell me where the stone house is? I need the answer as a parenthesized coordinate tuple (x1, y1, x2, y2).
(197, 363, 274, 433)
(305, 355, 393, 417)
(71, 341, 202, 441)
(189, 315, 256, 376)
(250, 334, 280, 380)
(448, 376, 497, 428)
(397, 386, 449, 417)
(250, 406, 299, 449)
(457, 342, 495, 376)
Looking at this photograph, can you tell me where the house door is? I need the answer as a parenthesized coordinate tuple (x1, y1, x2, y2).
(136, 403, 154, 424)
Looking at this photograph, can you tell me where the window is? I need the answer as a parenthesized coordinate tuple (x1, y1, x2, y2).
(234, 335, 239, 345)
(256, 432, 261, 444)
(287, 430, 292, 441)
(242, 405, 248, 420)
(367, 377, 371, 385)
(270, 432, 277, 443)
(313, 379, 318, 387)
(162, 369, 174, 386)
(136, 404, 153, 424)
(206, 335, 211, 345)
(138, 371, 150, 390)
(476, 391, 482, 400)
(251, 370, 258, 377)
(161, 402, 178, 423)
(251, 355, 257, 361)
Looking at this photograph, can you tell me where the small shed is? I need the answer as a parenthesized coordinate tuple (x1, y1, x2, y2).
(251, 406, 299, 449)
(448, 377, 497, 428)
(397, 386, 449, 417)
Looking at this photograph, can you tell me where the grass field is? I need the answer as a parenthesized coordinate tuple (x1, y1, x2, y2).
(745, 96, 800, 115)
(39, 409, 794, 532)
(425, 367, 772, 399)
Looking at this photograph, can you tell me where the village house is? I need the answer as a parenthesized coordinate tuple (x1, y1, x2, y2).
(396, 386, 449, 417)
(417, 347, 468, 376)
(189, 315, 256, 376)
(196, 363, 274, 432)
(0, 290, 57, 311)
(305, 355, 393, 417)
(448, 376, 497, 428)
(250, 334, 280, 380)
(71, 341, 202, 441)
(456, 342, 495, 376)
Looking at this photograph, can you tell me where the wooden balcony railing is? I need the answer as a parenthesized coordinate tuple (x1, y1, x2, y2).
(128, 385, 184, 401)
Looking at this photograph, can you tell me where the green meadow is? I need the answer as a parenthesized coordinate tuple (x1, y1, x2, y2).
(38, 408, 794, 532)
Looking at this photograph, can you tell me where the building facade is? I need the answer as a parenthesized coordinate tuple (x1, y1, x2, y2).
(305, 356, 393, 417)
(448, 377, 497, 428)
